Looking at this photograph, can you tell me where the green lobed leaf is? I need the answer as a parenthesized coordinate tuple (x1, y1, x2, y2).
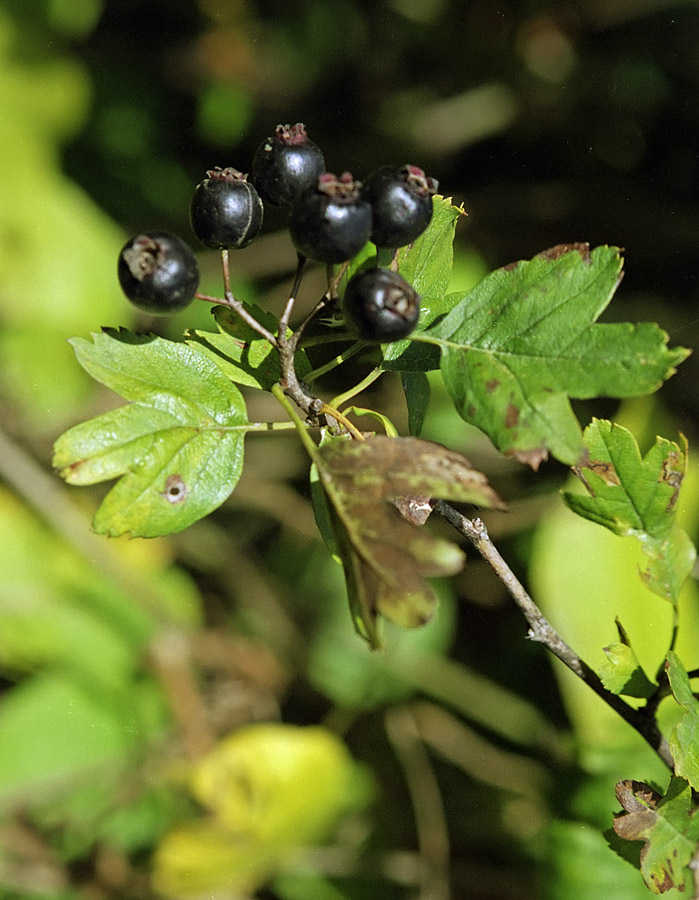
(315, 434, 504, 647)
(53, 329, 249, 537)
(416, 244, 689, 468)
(383, 195, 465, 372)
(666, 652, 699, 791)
(563, 419, 695, 604)
(613, 776, 699, 895)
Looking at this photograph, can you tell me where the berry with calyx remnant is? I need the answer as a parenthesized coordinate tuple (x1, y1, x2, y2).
(118, 232, 200, 315)
(362, 164, 438, 248)
(251, 123, 325, 208)
(288, 172, 372, 264)
(343, 267, 420, 342)
(190, 167, 263, 250)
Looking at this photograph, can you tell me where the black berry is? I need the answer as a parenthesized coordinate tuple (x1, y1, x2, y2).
(288, 172, 372, 264)
(362, 165, 438, 249)
(251, 123, 325, 208)
(118, 232, 199, 316)
(343, 268, 420, 342)
(190, 167, 263, 250)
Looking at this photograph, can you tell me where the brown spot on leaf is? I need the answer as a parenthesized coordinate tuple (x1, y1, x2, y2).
(505, 403, 519, 429)
(588, 460, 621, 486)
(536, 242, 591, 263)
(650, 870, 676, 892)
(660, 450, 684, 511)
(485, 378, 500, 393)
(501, 242, 592, 272)
(162, 474, 188, 504)
(64, 458, 87, 475)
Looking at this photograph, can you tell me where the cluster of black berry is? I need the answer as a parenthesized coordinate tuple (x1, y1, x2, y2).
(117, 123, 438, 342)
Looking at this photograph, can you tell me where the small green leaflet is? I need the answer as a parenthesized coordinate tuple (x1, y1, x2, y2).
(383, 195, 465, 374)
(666, 652, 699, 791)
(314, 434, 505, 648)
(401, 371, 430, 436)
(187, 303, 310, 391)
(599, 642, 655, 699)
(416, 244, 689, 468)
(563, 419, 695, 605)
(53, 329, 248, 537)
(613, 776, 699, 895)
(394, 195, 465, 299)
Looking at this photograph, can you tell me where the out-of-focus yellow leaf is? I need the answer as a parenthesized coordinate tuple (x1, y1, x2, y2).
(192, 724, 357, 844)
(151, 821, 278, 898)
(152, 724, 370, 897)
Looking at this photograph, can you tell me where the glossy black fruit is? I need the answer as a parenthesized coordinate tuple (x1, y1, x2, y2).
(190, 167, 263, 249)
(118, 232, 199, 315)
(251, 123, 325, 208)
(288, 172, 372, 264)
(343, 268, 420, 342)
(362, 164, 438, 248)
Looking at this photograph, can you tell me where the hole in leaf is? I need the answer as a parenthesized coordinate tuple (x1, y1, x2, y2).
(162, 474, 188, 504)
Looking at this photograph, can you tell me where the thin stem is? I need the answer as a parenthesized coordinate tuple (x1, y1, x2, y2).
(297, 332, 357, 348)
(317, 403, 366, 441)
(273, 257, 326, 416)
(376, 247, 395, 269)
(272, 383, 364, 445)
(212, 249, 277, 346)
(304, 342, 364, 383)
(278, 253, 307, 336)
(195, 291, 235, 308)
(232, 420, 298, 432)
(328, 260, 351, 298)
(287, 292, 338, 356)
(433, 501, 675, 771)
(271, 383, 321, 460)
(276, 331, 320, 416)
(331, 366, 383, 409)
(221, 247, 232, 294)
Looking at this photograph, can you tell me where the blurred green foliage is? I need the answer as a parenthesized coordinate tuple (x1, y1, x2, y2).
(1, 1, 699, 898)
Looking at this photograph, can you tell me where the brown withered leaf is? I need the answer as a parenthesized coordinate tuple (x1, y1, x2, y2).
(319, 435, 506, 508)
(316, 435, 505, 648)
(612, 777, 699, 895)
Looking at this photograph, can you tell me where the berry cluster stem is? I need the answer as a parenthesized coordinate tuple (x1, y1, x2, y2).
(220, 250, 277, 345)
(278, 253, 307, 336)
